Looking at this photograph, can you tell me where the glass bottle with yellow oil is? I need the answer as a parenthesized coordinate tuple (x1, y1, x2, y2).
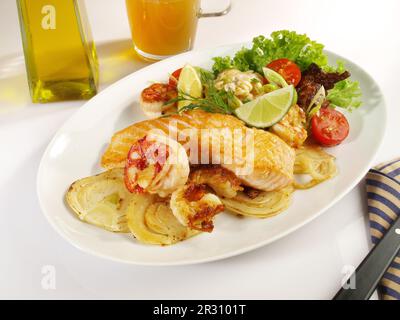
(17, 0, 99, 103)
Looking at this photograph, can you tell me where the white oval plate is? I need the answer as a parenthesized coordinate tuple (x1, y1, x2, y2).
(37, 43, 386, 266)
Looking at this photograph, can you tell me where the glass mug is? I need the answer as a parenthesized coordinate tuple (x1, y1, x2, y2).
(126, 0, 231, 60)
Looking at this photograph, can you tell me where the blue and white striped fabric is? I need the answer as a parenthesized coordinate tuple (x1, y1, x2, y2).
(366, 158, 400, 300)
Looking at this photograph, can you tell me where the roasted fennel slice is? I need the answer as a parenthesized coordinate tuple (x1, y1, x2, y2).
(126, 194, 199, 246)
(222, 187, 293, 219)
(66, 168, 132, 232)
(294, 146, 337, 189)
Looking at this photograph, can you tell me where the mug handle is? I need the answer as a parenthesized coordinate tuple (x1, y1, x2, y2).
(198, 1, 231, 18)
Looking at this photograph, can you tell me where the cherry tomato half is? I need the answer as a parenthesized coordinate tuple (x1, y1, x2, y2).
(168, 68, 183, 88)
(311, 108, 350, 147)
(267, 59, 302, 87)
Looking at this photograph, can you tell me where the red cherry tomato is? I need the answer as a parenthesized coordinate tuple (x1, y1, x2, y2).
(311, 108, 350, 147)
(267, 59, 302, 87)
(168, 68, 183, 88)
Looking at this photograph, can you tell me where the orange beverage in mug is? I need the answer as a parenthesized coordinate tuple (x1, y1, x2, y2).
(126, 0, 231, 60)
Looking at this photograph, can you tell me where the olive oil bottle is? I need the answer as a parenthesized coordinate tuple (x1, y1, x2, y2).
(17, 0, 99, 103)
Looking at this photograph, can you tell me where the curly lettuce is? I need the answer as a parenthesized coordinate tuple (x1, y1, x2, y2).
(324, 61, 362, 110)
(212, 30, 328, 74)
(327, 80, 362, 110)
(212, 56, 235, 75)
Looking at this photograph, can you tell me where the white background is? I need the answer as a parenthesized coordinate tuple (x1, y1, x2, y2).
(0, 0, 399, 299)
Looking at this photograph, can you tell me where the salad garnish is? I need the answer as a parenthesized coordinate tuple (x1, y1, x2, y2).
(163, 30, 363, 147)
(212, 30, 362, 111)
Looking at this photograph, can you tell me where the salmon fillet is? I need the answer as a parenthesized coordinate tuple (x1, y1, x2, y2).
(101, 110, 295, 191)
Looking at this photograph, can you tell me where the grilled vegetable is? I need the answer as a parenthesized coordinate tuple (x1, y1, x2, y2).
(294, 145, 338, 189)
(126, 193, 199, 245)
(222, 187, 293, 219)
(65, 168, 132, 232)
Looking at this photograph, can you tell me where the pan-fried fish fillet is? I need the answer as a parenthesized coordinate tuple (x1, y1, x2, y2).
(101, 110, 295, 191)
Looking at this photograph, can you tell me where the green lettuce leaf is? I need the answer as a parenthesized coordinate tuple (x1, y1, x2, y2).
(212, 30, 328, 74)
(212, 56, 234, 75)
(324, 61, 362, 111)
(327, 80, 362, 111)
(253, 31, 328, 71)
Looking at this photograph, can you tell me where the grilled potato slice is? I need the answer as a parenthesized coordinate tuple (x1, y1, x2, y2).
(65, 168, 132, 232)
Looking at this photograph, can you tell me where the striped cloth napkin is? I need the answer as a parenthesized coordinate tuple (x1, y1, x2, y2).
(367, 158, 400, 300)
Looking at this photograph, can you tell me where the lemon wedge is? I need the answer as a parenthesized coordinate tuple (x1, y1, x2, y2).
(177, 64, 203, 110)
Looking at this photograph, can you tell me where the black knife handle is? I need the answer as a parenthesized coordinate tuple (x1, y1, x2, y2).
(333, 216, 400, 300)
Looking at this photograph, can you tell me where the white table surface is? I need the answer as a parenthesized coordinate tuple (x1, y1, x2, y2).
(1, 0, 399, 300)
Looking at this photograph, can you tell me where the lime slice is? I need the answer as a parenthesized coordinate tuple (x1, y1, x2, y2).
(177, 64, 203, 110)
(235, 86, 294, 128)
(263, 67, 288, 88)
(292, 88, 298, 106)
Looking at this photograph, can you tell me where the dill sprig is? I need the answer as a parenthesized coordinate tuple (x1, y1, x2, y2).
(166, 68, 236, 115)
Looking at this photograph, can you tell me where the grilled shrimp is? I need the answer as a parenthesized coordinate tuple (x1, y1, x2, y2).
(139, 83, 177, 118)
(124, 133, 189, 197)
(170, 183, 224, 233)
(189, 166, 243, 199)
(270, 104, 308, 148)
